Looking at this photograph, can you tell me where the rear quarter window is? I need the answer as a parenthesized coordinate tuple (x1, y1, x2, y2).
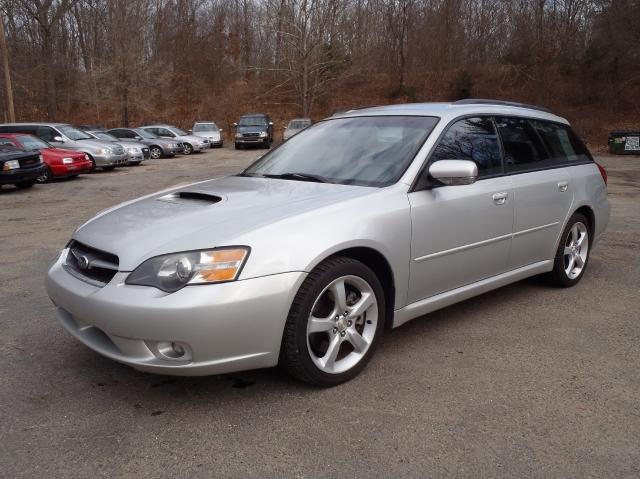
(531, 121, 592, 165)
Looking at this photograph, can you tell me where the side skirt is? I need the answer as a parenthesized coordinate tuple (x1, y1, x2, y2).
(392, 260, 553, 328)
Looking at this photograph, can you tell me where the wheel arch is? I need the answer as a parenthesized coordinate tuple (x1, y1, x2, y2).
(574, 204, 595, 236)
(315, 246, 396, 330)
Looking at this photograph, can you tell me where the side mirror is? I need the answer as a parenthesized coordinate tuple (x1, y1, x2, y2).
(428, 160, 478, 186)
(233, 122, 238, 127)
(283, 126, 287, 129)
(134, 136, 142, 140)
(52, 136, 64, 143)
(188, 129, 192, 134)
(219, 129, 223, 132)
(269, 121, 274, 126)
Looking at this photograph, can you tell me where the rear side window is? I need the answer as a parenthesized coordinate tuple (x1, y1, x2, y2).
(495, 117, 550, 173)
(430, 116, 502, 177)
(36, 126, 57, 142)
(531, 121, 592, 164)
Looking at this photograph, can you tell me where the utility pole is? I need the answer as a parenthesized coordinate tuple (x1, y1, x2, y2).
(0, 14, 15, 122)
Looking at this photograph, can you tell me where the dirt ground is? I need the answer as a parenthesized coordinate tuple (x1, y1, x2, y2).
(0, 148, 638, 478)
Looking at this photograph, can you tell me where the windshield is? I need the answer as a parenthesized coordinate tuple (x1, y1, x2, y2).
(194, 123, 218, 132)
(60, 126, 93, 140)
(239, 116, 267, 127)
(133, 128, 158, 139)
(171, 127, 188, 135)
(288, 120, 311, 130)
(17, 135, 49, 149)
(92, 132, 118, 142)
(244, 116, 439, 187)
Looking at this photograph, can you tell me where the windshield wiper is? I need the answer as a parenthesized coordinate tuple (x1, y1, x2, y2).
(263, 172, 329, 183)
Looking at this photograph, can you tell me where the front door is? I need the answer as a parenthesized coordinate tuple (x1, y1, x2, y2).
(408, 116, 514, 303)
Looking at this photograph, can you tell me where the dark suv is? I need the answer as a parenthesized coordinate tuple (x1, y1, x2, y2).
(234, 113, 274, 149)
(0, 140, 46, 189)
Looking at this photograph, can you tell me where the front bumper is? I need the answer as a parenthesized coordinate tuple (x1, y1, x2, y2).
(236, 136, 269, 144)
(92, 152, 128, 167)
(45, 251, 306, 376)
(0, 164, 47, 184)
(50, 160, 93, 177)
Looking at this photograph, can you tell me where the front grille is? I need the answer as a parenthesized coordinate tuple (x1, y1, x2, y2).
(142, 148, 150, 159)
(243, 132, 260, 138)
(112, 146, 125, 155)
(64, 240, 119, 286)
(18, 154, 41, 169)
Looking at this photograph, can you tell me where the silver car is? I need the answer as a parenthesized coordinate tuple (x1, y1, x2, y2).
(45, 101, 610, 386)
(191, 122, 223, 147)
(85, 130, 149, 165)
(0, 123, 128, 170)
(140, 124, 208, 155)
(107, 127, 183, 159)
(283, 118, 312, 141)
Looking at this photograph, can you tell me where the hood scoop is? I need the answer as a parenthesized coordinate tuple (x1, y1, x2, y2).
(158, 191, 223, 205)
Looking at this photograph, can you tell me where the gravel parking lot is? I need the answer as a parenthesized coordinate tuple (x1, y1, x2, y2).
(1, 149, 638, 478)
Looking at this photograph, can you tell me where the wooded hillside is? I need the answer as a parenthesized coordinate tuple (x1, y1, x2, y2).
(1, 0, 639, 147)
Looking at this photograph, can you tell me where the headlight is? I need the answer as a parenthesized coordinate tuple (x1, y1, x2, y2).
(170, 143, 178, 148)
(38, 154, 43, 163)
(126, 247, 250, 293)
(84, 153, 90, 160)
(99, 148, 112, 155)
(235, 133, 242, 138)
(127, 147, 140, 154)
(259, 131, 267, 138)
(2, 160, 19, 170)
(62, 157, 73, 164)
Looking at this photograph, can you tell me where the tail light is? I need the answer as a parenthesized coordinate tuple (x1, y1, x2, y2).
(596, 162, 607, 185)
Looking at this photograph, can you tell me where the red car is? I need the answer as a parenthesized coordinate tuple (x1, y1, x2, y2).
(0, 133, 93, 183)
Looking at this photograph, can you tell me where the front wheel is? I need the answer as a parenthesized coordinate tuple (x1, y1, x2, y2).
(280, 256, 385, 386)
(36, 166, 53, 183)
(15, 180, 36, 189)
(149, 146, 162, 159)
(547, 213, 591, 287)
(182, 143, 193, 155)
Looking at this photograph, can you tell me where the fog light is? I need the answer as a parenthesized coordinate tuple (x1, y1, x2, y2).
(154, 341, 191, 361)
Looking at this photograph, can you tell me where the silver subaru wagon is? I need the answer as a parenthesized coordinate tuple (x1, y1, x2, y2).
(45, 100, 610, 386)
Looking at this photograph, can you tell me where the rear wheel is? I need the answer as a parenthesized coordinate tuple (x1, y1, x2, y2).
(36, 166, 53, 183)
(280, 256, 385, 386)
(547, 213, 591, 287)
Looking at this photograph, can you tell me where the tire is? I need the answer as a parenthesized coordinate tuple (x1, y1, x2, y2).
(36, 166, 53, 184)
(280, 256, 385, 387)
(86, 154, 96, 172)
(263, 141, 270, 149)
(15, 180, 36, 189)
(182, 143, 193, 155)
(235, 142, 242, 150)
(149, 146, 162, 159)
(547, 213, 591, 287)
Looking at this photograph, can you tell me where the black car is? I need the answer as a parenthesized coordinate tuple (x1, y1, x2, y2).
(0, 141, 46, 189)
(234, 113, 274, 149)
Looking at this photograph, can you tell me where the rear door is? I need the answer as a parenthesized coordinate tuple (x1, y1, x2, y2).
(495, 117, 573, 268)
(408, 116, 514, 303)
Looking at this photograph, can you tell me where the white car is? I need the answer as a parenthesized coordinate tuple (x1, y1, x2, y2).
(191, 122, 223, 148)
(283, 118, 312, 141)
(45, 100, 610, 386)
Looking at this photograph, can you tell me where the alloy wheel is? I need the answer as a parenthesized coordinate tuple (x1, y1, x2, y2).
(150, 147, 162, 159)
(306, 275, 378, 374)
(36, 167, 52, 184)
(564, 222, 589, 279)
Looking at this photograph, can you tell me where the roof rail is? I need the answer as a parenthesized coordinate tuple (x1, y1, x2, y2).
(454, 99, 553, 114)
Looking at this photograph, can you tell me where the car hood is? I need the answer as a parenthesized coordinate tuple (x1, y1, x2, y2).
(75, 139, 117, 151)
(73, 175, 374, 270)
(44, 147, 86, 159)
(194, 131, 221, 140)
(178, 134, 207, 144)
(115, 140, 145, 149)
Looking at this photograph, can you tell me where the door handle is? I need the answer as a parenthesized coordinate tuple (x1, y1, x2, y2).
(492, 192, 508, 205)
(558, 181, 568, 192)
